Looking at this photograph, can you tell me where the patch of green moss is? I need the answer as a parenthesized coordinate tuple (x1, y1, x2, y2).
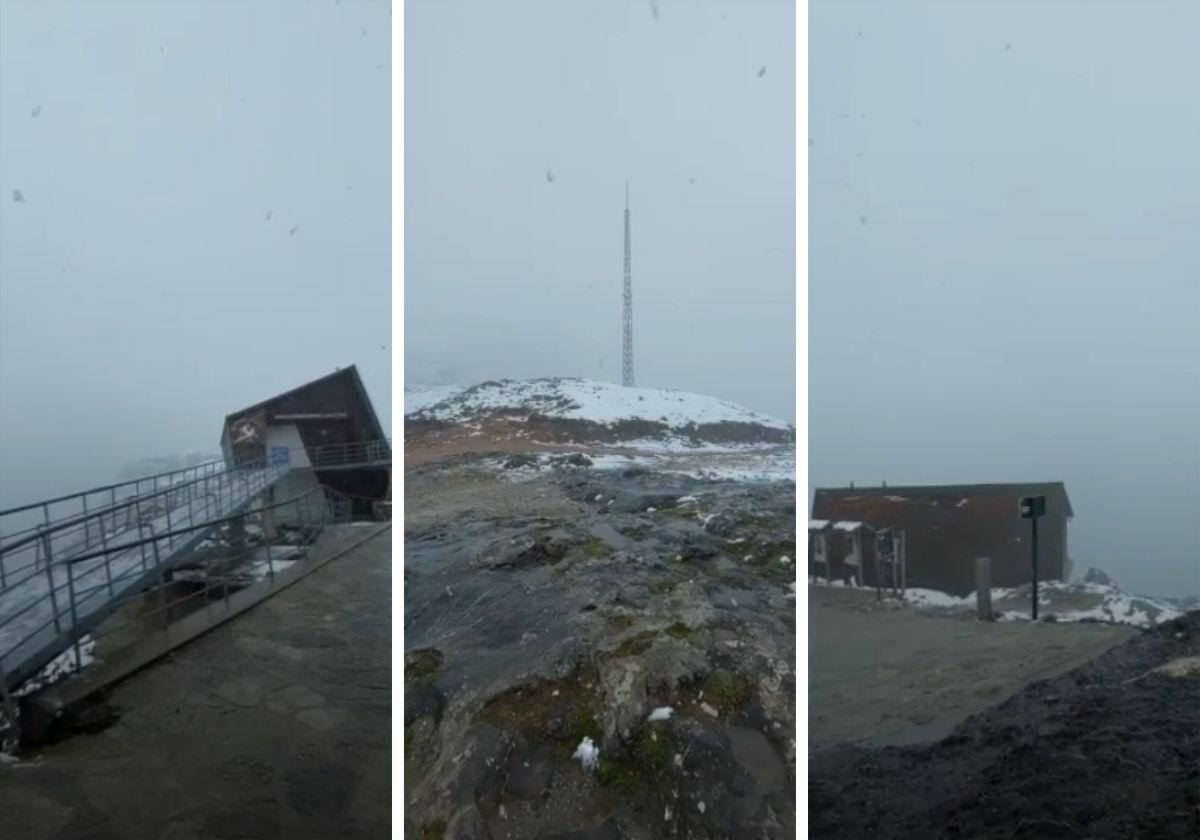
(405, 648, 443, 680)
(595, 725, 677, 797)
(476, 665, 600, 746)
(699, 670, 756, 716)
(577, 537, 611, 558)
(612, 630, 658, 658)
(664, 621, 692, 640)
(649, 579, 677, 596)
(417, 820, 447, 840)
(607, 614, 635, 631)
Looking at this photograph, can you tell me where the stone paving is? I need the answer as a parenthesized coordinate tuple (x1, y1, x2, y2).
(0, 524, 391, 840)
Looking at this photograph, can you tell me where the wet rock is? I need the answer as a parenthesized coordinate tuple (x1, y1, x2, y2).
(450, 724, 512, 803)
(543, 817, 624, 839)
(550, 453, 593, 468)
(503, 742, 557, 799)
(478, 533, 572, 569)
(446, 802, 491, 839)
(610, 494, 681, 514)
(404, 680, 446, 726)
(640, 640, 708, 701)
(599, 659, 648, 745)
(503, 453, 539, 470)
(677, 536, 719, 562)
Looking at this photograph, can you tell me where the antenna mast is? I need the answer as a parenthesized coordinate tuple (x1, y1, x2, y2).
(622, 182, 635, 387)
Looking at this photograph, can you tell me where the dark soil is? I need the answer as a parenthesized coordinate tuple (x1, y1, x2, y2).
(809, 611, 1200, 840)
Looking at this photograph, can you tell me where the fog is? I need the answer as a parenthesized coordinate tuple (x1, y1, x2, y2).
(404, 0, 795, 422)
(809, 1, 1199, 597)
(0, 0, 391, 510)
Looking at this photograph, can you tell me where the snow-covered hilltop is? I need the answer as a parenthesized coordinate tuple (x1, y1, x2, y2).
(404, 384, 467, 415)
(408, 378, 791, 435)
(405, 379, 796, 448)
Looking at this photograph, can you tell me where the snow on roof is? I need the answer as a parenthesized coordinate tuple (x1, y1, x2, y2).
(833, 521, 863, 531)
(808, 519, 830, 530)
(410, 377, 792, 431)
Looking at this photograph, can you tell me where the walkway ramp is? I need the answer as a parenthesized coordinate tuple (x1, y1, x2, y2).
(0, 462, 293, 692)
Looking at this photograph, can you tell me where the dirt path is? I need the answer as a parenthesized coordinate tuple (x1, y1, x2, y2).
(808, 585, 1135, 750)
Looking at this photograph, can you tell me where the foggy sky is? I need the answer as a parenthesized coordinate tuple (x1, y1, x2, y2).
(810, 1, 1199, 597)
(0, 0, 391, 509)
(404, 0, 796, 422)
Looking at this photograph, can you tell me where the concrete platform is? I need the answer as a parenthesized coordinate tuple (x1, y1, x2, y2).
(0, 524, 392, 840)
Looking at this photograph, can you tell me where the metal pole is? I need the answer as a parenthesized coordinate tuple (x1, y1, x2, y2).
(1031, 516, 1039, 621)
(65, 562, 82, 670)
(41, 531, 61, 634)
(265, 531, 274, 582)
(82, 494, 91, 548)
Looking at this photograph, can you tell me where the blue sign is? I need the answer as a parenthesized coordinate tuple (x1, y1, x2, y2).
(270, 446, 291, 466)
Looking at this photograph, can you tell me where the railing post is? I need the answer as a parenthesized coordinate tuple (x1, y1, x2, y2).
(98, 513, 113, 597)
(41, 530, 62, 634)
(82, 494, 91, 548)
(65, 561, 82, 671)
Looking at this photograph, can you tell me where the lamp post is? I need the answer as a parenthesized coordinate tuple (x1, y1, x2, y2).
(1019, 495, 1046, 620)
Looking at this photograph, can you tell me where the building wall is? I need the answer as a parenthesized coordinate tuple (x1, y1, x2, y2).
(812, 489, 1069, 595)
(265, 424, 312, 469)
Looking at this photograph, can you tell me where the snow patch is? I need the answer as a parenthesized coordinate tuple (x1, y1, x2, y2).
(573, 736, 600, 771)
(412, 377, 792, 431)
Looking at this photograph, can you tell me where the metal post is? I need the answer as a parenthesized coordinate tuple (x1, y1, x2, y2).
(265, 530, 274, 582)
(82, 494, 91, 548)
(65, 562, 82, 670)
(1031, 516, 1039, 621)
(99, 514, 113, 597)
(165, 494, 173, 549)
(975, 557, 992, 621)
(41, 530, 62, 633)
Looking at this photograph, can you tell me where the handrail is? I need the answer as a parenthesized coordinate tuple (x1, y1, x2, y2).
(0, 480, 340, 725)
(0, 458, 273, 557)
(0, 457, 226, 518)
(55, 486, 324, 568)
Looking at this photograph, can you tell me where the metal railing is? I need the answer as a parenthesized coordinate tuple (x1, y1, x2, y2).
(0, 457, 227, 549)
(0, 455, 279, 594)
(0, 461, 293, 690)
(0, 486, 342, 752)
(305, 438, 392, 468)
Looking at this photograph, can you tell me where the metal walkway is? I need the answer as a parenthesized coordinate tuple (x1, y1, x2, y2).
(0, 440, 390, 695)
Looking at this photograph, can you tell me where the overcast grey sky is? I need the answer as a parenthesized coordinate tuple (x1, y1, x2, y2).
(404, 0, 796, 422)
(0, 0, 390, 508)
(810, 0, 1199, 597)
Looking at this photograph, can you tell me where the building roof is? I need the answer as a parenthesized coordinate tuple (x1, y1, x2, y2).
(219, 365, 387, 445)
(814, 482, 1073, 518)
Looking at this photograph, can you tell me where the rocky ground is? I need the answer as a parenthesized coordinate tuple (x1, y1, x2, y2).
(403, 452, 797, 839)
(809, 607, 1200, 840)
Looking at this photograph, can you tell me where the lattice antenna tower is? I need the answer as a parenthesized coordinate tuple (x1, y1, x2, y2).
(622, 181, 635, 388)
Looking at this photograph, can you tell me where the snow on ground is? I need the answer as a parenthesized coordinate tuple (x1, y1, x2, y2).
(495, 449, 794, 484)
(573, 736, 600, 771)
(13, 633, 96, 698)
(404, 384, 466, 415)
(410, 377, 792, 431)
(647, 707, 674, 722)
(811, 577, 1185, 629)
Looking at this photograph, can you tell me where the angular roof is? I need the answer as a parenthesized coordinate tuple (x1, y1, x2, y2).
(814, 482, 1073, 518)
(220, 365, 387, 444)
